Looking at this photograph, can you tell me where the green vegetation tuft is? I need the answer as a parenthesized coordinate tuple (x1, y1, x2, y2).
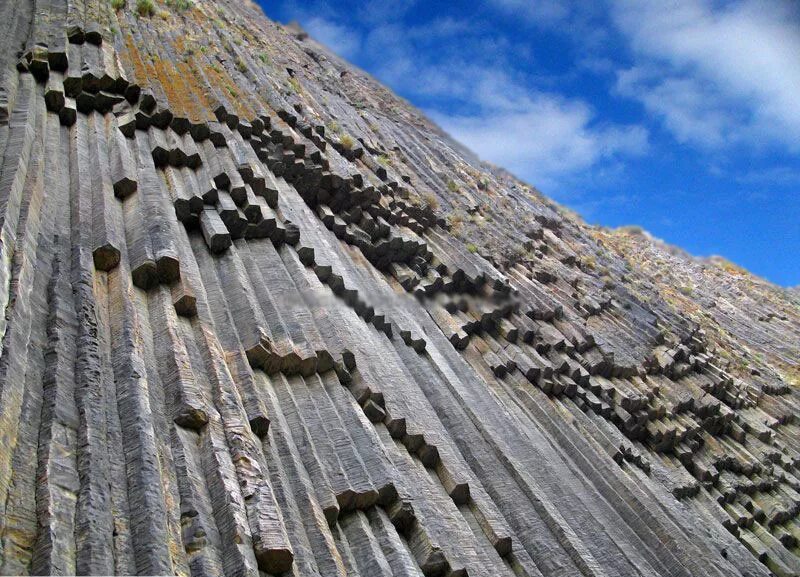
(165, 0, 192, 10)
(447, 211, 464, 227)
(287, 77, 302, 93)
(447, 180, 459, 193)
(110, 0, 126, 10)
(339, 134, 354, 150)
(466, 243, 478, 254)
(447, 211, 465, 236)
(136, 0, 155, 16)
(422, 192, 439, 211)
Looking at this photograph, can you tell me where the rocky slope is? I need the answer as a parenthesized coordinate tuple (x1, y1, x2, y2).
(0, 0, 798, 575)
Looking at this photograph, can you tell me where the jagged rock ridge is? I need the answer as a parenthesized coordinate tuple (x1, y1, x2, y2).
(0, 0, 798, 575)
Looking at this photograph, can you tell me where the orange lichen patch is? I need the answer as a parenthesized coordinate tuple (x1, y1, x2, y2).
(120, 7, 269, 124)
(718, 260, 748, 277)
(136, 47, 187, 122)
(187, 5, 210, 28)
(174, 35, 186, 54)
(158, 60, 193, 121)
(122, 33, 150, 88)
(202, 60, 255, 120)
(179, 60, 216, 123)
(142, 51, 171, 103)
(157, 46, 205, 123)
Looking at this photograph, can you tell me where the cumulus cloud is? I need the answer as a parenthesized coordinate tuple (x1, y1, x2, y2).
(302, 17, 362, 59)
(431, 88, 648, 189)
(612, 0, 800, 151)
(281, 0, 651, 192)
(615, 69, 735, 148)
(357, 24, 650, 190)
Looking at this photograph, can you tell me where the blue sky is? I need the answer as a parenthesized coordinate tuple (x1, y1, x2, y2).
(258, 0, 800, 287)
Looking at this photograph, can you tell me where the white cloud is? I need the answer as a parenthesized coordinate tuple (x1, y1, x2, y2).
(430, 75, 648, 189)
(280, 0, 650, 193)
(734, 166, 800, 187)
(487, 0, 609, 49)
(303, 17, 362, 59)
(351, 35, 651, 190)
(615, 69, 734, 148)
(612, 0, 800, 151)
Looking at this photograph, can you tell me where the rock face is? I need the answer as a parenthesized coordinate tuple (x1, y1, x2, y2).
(0, 0, 798, 575)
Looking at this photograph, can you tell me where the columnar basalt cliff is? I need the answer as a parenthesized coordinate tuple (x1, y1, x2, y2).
(0, 1, 798, 576)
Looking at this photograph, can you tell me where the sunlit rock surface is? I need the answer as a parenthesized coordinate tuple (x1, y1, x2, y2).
(0, 1, 798, 575)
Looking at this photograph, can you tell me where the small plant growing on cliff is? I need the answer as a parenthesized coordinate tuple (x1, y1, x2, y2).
(136, 0, 155, 16)
(447, 211, 465, 227)
(110, 0, 126, 10)
(447, 211, 465, 236)
(166, 0, 192, 10)
(287, 77, 302, 93)
(581, 255, 597, 270)
(339, 134, 354, 150)
(422, 192, 439, 211)
(235, 57, 248, 74)
(447, 180, 459, 193)
(466, 243, 478, 254)
(376, 154, 390, 167)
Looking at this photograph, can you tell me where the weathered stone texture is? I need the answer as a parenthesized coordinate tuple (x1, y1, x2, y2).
(0, 1, 798, 576)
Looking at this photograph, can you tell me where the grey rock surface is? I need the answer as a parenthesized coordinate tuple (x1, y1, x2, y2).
(0, 1, 798, 576)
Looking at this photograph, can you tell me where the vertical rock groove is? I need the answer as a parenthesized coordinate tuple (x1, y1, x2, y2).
(0, 1, 797, 576)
